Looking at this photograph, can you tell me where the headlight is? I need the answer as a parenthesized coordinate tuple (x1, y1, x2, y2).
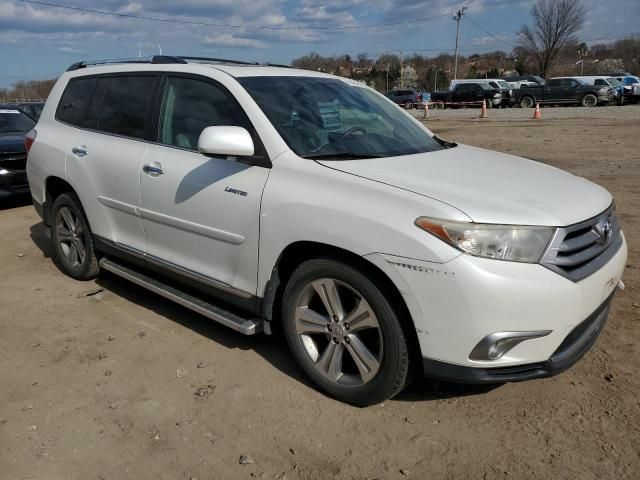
(415, 217, 555, 263)
(493, 93, 502, 98)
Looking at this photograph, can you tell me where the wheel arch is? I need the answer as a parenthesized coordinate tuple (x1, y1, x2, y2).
(263, 240, 423, 375)
(42, 176, 77, 226)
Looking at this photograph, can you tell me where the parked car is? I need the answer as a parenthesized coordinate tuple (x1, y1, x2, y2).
(386, 89, 422, 108)
(612, 75, 640, 103)
(572, 76, 629, 104)
(16, 102, 45, 121)
(431, 82, 506, 108)
(449, 79, 513, 106)
(514, 77, 615, 108)
(0, 105, 35, 198)
(26, 56, 627, 405)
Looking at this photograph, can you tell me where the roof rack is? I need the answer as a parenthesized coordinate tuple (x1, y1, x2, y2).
(177, 56, 259, 66)
(66, 55, 285, 72)
(67, 55, 187, 71)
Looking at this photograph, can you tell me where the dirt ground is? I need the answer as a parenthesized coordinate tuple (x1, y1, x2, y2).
(1, 106, 639, 480)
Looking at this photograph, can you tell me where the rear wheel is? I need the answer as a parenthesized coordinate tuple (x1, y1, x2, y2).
(581, 93, 598, 107)
(434, 101, 445, 110)
(519, 96, 535, 108)
(51, 193, 99, 280)
(282, 259, 410, 406)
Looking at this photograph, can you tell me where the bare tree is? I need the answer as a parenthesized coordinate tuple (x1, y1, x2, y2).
(517, 0, 585, 77)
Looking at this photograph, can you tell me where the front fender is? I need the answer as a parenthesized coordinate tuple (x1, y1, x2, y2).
(257, 153, 465, 295)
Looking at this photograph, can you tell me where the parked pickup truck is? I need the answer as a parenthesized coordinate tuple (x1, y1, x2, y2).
(430, 82, 507, 109)
(514, 77, 615, 108)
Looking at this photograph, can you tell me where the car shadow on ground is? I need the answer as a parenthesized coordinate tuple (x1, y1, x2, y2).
(29, 221, 53, 258)
(0, 194, 32, 211)
(29, 220, 501, 405)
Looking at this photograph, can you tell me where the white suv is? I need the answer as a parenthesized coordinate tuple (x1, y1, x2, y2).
(26, 56, 627, 405)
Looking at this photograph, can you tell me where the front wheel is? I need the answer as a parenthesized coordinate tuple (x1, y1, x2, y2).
(581, 93, 598, 107)
(282, 259, 410, 406)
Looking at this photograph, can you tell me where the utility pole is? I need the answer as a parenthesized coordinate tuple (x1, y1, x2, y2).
(577, 45, 588, 75)
(399, 50, 404, 88)
(452, 6, 467, 80)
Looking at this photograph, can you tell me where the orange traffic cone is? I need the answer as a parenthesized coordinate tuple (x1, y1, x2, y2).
(424, 101, 430, 119)
(479, 99, 488, 118)
(532, 102, 541, 119)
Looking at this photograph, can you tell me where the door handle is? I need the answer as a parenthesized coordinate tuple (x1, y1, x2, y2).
(72, 146, 88, 157)
(143, 164, 165, 175)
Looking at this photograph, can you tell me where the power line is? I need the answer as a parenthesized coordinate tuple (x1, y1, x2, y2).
(16, 0, 450, 31)
(465, 14, 514, 49)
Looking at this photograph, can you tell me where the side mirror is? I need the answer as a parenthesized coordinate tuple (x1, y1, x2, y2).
(198, 126, 254, 158)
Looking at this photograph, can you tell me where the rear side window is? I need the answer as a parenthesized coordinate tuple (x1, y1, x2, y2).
(98, 75, 158, 139)
(56, 77, 97, 126)
(547, 79, 561, 87)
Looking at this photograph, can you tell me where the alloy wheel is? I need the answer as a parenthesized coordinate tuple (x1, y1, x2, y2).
(294, 278, 383, 387)
(56, 206, 87, 267)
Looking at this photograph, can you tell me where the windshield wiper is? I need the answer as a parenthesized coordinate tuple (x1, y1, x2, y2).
(432, 135, 457, 149)
(301, 151, 383, 160)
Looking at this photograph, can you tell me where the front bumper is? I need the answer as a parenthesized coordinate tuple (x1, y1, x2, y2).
(422, 291, 614, 383)
(369, 232, 627, 375)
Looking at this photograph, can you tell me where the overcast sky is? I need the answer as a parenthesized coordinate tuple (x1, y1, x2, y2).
(0, 0, 638, 87)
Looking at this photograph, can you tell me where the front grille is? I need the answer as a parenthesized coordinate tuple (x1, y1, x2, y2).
(540, 204, 622, 282)
(0, 152, 27, 172)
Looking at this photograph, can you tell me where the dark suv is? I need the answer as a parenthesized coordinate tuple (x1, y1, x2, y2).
(386, 89, 423, 108)
(0, 105, 35, 198)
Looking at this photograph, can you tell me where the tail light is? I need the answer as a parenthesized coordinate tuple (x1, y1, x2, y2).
(418, 93, 423, 101)
(25, 129, 37, 155)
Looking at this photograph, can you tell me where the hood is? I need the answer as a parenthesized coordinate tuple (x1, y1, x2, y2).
(0, 134, 27, 154)
(318, 144, 612, 226)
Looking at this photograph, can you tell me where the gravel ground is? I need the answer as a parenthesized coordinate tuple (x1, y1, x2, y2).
(1, 105, 639, 480)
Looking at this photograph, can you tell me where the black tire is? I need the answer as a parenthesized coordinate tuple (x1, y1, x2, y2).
(50, 193, 100, 280)
(519, 96, 535, 108)
(581, 93, 598, 107)
(281, 258, 410, 406)
(434, 101, 445, 110)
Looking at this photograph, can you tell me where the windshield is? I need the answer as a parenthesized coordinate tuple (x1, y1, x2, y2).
(497, 80, 511, 89)
(606, 78, 622, 87)
(574, 78, 588, 85)
(531, 76, 545, 84)
(238, 76, 444, 159)
(0, 109, 35, 135)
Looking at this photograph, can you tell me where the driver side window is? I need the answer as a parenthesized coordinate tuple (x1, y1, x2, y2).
(158, 76, 246, 150)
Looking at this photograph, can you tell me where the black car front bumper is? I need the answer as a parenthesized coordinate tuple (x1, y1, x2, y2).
(422, 292, 614, 384)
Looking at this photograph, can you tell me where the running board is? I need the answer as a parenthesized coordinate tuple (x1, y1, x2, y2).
(99, 258, 262, 335)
